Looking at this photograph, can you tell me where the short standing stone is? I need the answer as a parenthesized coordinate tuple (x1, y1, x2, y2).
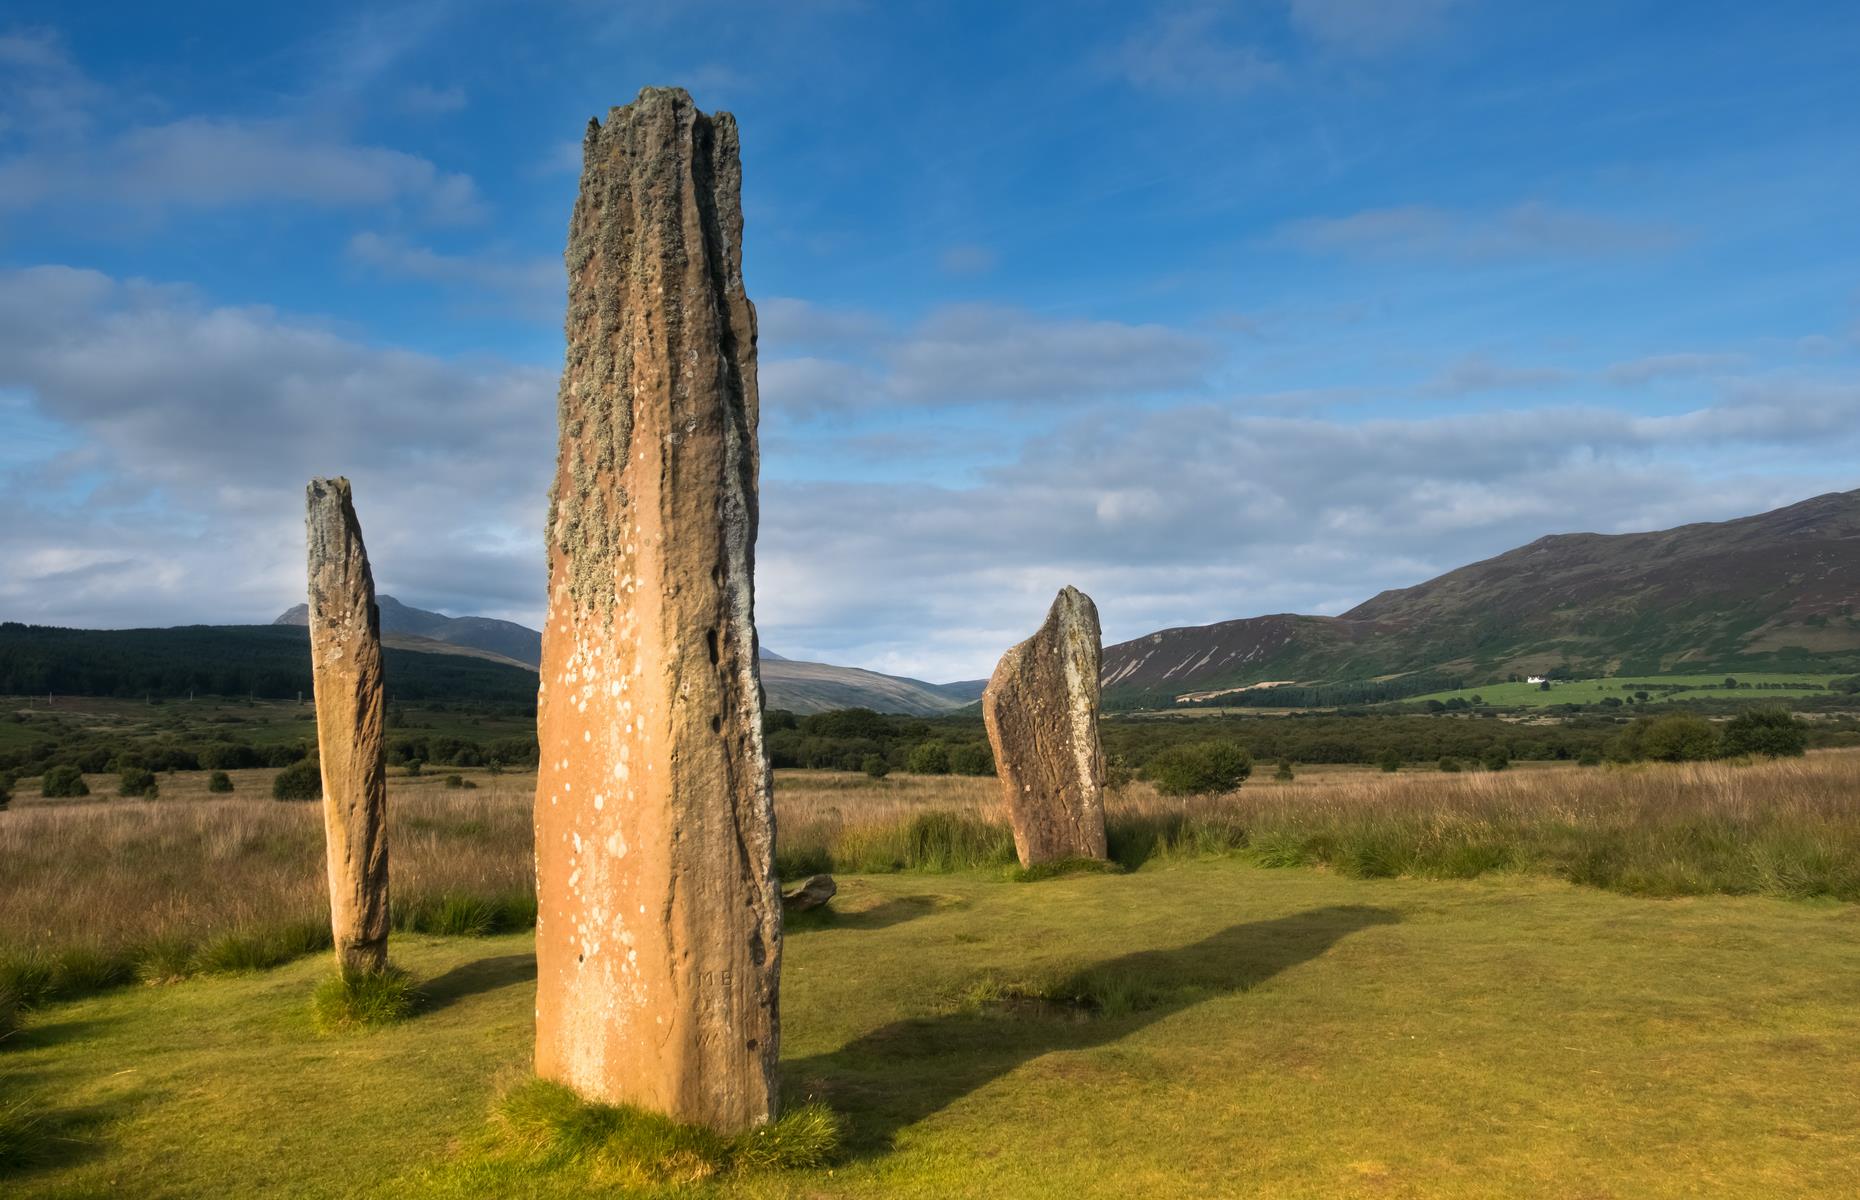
(983, 586, 1109, 866)
(304, 476, 389, 975)
(534, 87, 780, 1133)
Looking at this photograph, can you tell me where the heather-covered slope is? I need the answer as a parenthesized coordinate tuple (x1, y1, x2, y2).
(1102, 489, 1860, 705)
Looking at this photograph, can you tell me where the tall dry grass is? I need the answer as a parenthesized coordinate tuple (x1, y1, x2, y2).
(5, 754, 1860, 1005)
(0, 771, 534, 1003)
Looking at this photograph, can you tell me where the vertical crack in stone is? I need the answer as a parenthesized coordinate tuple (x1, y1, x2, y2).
(304, 476, 389, 974)
(982, 586, 1110, 867)
(535, 87, 779, 1133)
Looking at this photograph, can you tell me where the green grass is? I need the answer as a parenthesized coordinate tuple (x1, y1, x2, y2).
(4, 866, 1859, 1197)
(0, 897, 537, 1009)
(1410, 673, 1835, 708)
(413, 1079, 841, 1192)
(311, 965, 423, 1034)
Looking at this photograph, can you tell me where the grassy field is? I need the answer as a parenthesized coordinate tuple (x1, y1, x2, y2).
(1409, 673, 1836, 708)
(5, 863, 1859, 1198)
(8, 753, 1860, 1012)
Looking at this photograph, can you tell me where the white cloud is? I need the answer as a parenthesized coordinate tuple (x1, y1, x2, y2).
(757, 391, 1859, 677)
(0, 33, 483, 223)
(1287, 0, 1461, 54)
(1276, 202, 1677, 261)
(5, 266, 1856, 682)
(938, 243, 998, 276)
(345, 232, 558, 315)
(399, 83, 468, 115)
(1426, 354, 1571, 395)
(0, 266, 553, 628)
(1110, 6, 1284, 96)
(760, 301, 1218, 416)
(1605, 352, 1749, 384)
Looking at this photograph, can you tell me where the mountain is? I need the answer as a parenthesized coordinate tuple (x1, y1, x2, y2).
(271, 595, 977, 715)
(0, 623, 539, 707)
(275, 596, 541, 668)
(1102, 489, 1860, 706)
(757, 657, 984, 716)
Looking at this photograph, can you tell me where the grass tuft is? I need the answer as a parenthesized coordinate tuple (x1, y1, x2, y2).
(194, 922, 332, 975)
(467, 1079, 841, 1187)
(312, 964, 422, 1034)
(1012, 857, 1122, 882)
(0, 1097, 54, 1171)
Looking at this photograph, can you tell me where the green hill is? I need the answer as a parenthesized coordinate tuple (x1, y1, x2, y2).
(1103, 488, 1860, 707)
(0, 623, 539, 708)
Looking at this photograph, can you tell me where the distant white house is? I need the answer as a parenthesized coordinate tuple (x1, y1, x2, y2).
(1526, 676, 1547, 685)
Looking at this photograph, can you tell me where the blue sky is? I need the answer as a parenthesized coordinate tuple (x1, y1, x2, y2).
(2, 0, 1857, 680)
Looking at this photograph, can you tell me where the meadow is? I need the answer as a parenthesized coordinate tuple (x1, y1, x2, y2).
(1408, 672, 1837, 709)
(6, 756, 1860, 1196)
(7, 753, 1860, 1008)
(6, 862, 1859, 1197)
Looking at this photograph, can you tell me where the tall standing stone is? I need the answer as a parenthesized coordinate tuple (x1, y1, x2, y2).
(534, 87, 779, 1132)
(304, 476, 389, 975)
(983, 586, 1109, 867)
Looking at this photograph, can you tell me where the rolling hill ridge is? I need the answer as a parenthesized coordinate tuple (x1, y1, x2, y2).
(1101, 488, 1860, 706)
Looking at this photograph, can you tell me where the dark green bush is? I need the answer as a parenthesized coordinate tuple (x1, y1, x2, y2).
(272, 758, 322, 801)
(1720, 709, 1808, 758)
(860, 754, 889, 780)
(947, 742, 994, 776)
(1145, 742, 1252, 796)
(1636, 715, 1721, 763)
(905, 742, 950, 775)
(1481, 746, 1510, 772)
(40, 765, 88, 798)
(207, 770, 234, 793)
(118, 766, 159, 798)
(1438, 757, 1462, 773)
(1376, 748, 1403, 773)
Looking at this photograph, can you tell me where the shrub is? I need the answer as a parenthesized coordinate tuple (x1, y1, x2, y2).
(1577, 749, 1603, 767)
(0, 775, 10, 811)
(1103, 755, 1136, 794)
(1720, 709, 1808, 759)
(1274, 759, 1295, 782)
(947, 742, 994, 776)
(272, 759, 322, 801)
(40, 765, 88, 798)
(405, 759, 423, 778)
(1145, 742, 1252, 796)
(1637, 715, 1720, 763)
(1438, 757, 1462, 773)
(1480, 746, 1510, 772)
(860, 754, 889, 780)
(118, 766, 159, 798)
(905, 742, 950, 775)
(443, 773, 471, 789)
(1376, 748, 1403, 773)
(207, 770, 235, 793)
(199, 742, 261, 771)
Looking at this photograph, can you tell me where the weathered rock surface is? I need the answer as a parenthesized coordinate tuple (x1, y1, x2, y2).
(983, 586, 1109, 866)
(304, 476, 389, 975)
(534, 87, 780, 1133)
(781, 875, 837, 912)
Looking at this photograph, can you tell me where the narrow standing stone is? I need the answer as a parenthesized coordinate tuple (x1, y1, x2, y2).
(304, 476, 389, 975)
(534, 87, 779, 1132)
(983, 586, 1109, 866)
